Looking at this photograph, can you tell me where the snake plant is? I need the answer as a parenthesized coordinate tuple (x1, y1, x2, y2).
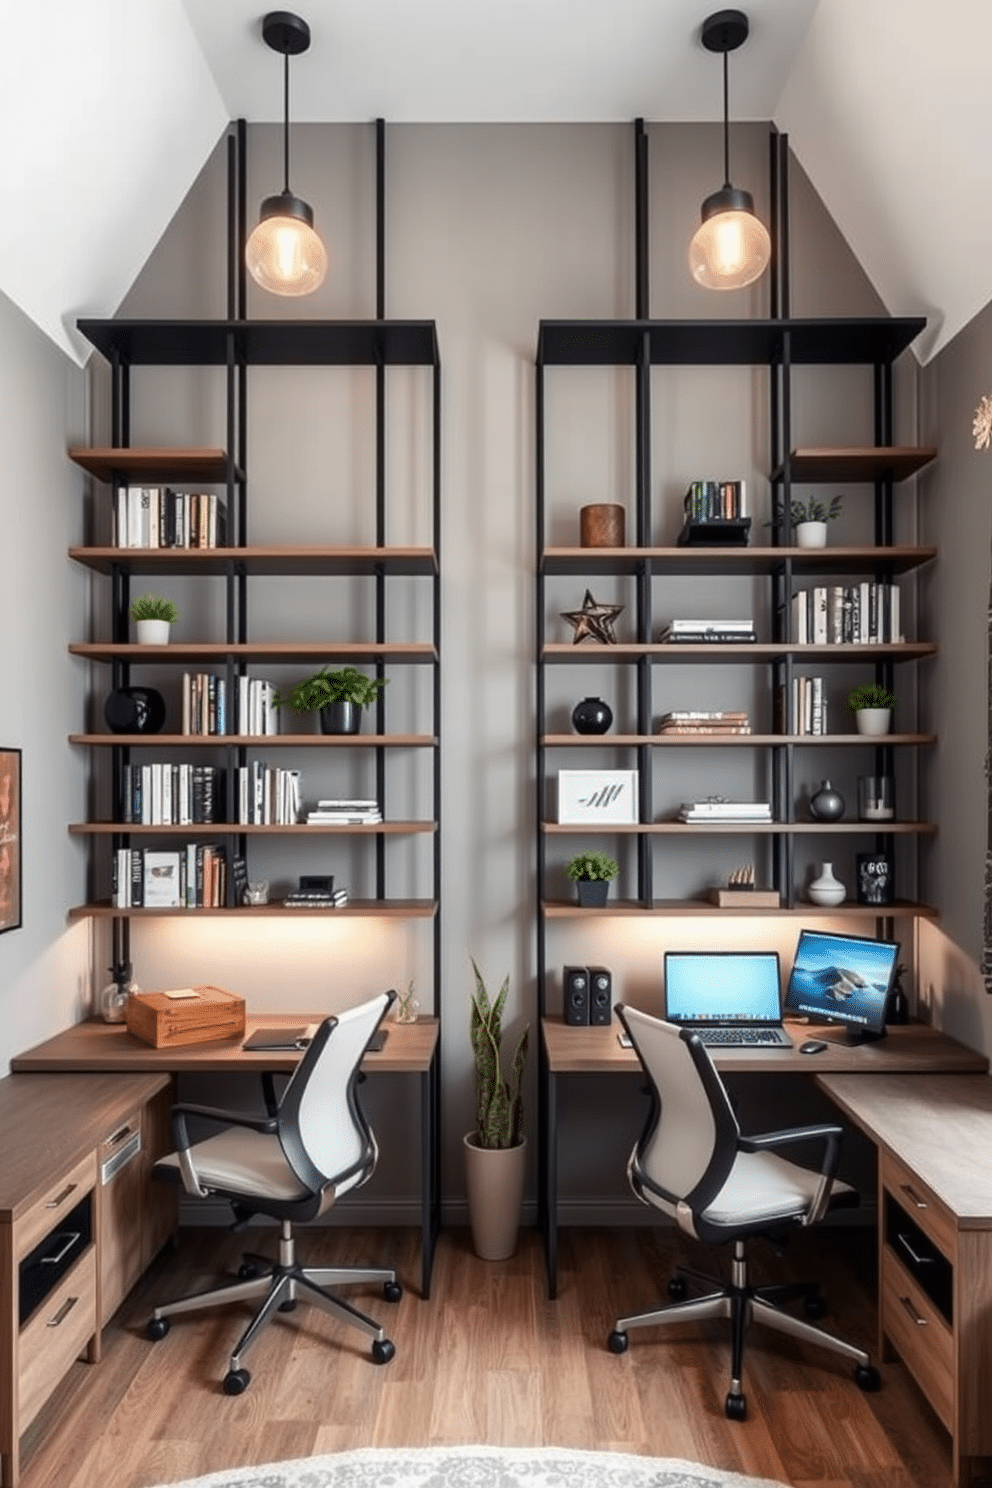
(470, 959, 529, 1150)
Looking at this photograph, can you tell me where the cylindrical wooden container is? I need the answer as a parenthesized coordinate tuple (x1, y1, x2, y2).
(580, 503, 625, 547)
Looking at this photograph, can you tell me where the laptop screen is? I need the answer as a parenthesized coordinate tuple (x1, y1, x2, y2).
(664, 951, 782, 1026)
(783, 929, 899, 1035)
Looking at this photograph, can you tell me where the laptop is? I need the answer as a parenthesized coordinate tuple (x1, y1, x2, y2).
(663, 950, 793, 1048)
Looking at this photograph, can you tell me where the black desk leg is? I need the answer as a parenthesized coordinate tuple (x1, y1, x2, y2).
(543, 1067, 558, 1299)
(419, 1046, 441, 1299)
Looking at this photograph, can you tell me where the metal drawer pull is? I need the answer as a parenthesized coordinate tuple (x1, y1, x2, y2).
(100, 1131, 141, 1184)
(106, 1124, 135, 1147)
(899, 1182, 928, 1210)
(897, 1233, 936, 1266)
(41, 1232, 81, 1267)
(47, 1296, 78, 1328)
(44, 1183, 77, 1209)
(899, 1294, 927, 1326)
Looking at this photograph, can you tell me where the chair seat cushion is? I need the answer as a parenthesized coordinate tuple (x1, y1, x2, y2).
(702, 1148, 855, 1230)
(155, 1127, 310, 1202)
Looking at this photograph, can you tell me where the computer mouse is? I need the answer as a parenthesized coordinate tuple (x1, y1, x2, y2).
(799, 1039, 828, 1055)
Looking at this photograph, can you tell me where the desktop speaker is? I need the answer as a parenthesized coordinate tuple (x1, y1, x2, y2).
(588, 966, 613, 1025)
(563, 965, 590, 1025)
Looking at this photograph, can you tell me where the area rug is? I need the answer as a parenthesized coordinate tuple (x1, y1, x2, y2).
(150, 1444, 789, 1488)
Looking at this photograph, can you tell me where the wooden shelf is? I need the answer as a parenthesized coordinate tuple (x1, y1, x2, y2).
(542, 898, 938, 918)
(69, 641, 437, 664)
(68, 447, 237, 484)
(70, 733, 438, 748)
(70, 821, 436, 836)
(542, 545, 937, 577)
(784, 446, 937, 483)
(542, 732, 937, 747)
(542, 821, 936, 836)
(68, 899, 438, 921)
(69, 545, 438, 577)
(543, 641, 937, 663)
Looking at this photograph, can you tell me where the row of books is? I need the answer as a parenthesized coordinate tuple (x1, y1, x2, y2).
(237, 764, 301, 826)
(306, 798, 383, 825)
(112, 486, 228, 549)
(778, 675, 829, 735)
(120, 763, 223, 825)
(791, 583, 902, 645)
(682, 479, 748, 522)
(181, 674, 279, 737)
(112, 843, 228, 908)
(677, 799, 772, 823)
(656, 710, 752, 736)
(659, 618, 757, 643)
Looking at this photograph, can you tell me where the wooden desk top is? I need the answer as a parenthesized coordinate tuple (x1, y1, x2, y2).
(0, 1071, 171, 1223)
(11, 1014, 439, 1076)
(818, 1072, 992, 1226)
(542, 1015, 989, 1076)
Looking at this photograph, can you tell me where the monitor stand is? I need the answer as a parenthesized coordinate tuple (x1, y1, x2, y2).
(827, 1024, 887, 1046)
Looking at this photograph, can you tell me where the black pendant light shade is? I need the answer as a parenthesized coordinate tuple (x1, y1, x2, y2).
(246, 11, 327, 296)
(688, 9, 771, 291)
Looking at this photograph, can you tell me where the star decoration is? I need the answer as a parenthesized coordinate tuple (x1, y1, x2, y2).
(561, 589, 624, 645)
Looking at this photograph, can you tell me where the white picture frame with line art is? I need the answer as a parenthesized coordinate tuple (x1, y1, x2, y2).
(557, 769, 639, 826)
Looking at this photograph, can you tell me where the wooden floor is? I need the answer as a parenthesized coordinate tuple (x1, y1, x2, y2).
(19, 1222, 977, 1488)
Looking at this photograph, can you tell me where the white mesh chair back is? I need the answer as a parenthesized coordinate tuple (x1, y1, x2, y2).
(279, 991, 390, 1195)
(620, 1004, 739, 1211)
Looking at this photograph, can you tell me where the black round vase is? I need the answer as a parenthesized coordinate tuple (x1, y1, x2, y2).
(104, 686, 166, 735)
(571, 697, 613, 735)
(809, 779, 845, 821)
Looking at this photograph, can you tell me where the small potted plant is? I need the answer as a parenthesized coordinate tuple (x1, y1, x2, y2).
(274, 665, 388, 735)
(130, 594, 178, 645)
(767, 494, 843, 549)
(566, 850, 619, 907)
(848, 681, 896, 736)
(464, 960, 530, 1260)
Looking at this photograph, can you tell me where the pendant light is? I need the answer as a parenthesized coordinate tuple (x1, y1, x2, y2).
(688, 9, 771, 291)
(246, 11, 327, 297)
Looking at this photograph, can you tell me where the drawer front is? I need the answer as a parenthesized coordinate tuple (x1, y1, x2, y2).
(882, 1149, 957, 1262)
(16, 1152, 96, 1261)
(882, 1246, 954, 1432)
(19, 1246, 97, 1433)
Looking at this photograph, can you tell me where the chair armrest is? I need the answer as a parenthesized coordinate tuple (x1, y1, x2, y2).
(169, 1103, 278, 1154)
(739, 1124, 845, 1224)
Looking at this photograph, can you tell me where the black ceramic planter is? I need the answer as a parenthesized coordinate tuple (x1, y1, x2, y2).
(576, 879, 610, 907)
(319, 701, 361, 735)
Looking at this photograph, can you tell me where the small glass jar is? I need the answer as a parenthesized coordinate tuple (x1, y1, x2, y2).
(858, 775, 895, 821)
(100, 963, 138, 1024)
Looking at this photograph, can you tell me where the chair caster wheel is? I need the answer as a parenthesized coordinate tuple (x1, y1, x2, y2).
(607, 1330, 629, 1355)
(384, 1280, 403, 1303)
(855, 1364, 881, 1392)
(237, 1262, 260, 1281)
(146, 1316, 170, 1341)
(278, 1299, 297, 1312)
(667, 1276, 688, 1301)
(725, 1392, 747, 1421)
(803, 1294, 827, 1320)
(371, 1338, 395, 1365)
(223, 1368, 251, 1395)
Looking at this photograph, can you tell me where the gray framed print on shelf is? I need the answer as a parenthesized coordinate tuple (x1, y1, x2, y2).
(0, 748, 21, 933)
(558, 769, 639, 825)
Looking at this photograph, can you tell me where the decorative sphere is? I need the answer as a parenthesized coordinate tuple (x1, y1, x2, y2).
(571, 697, 613, 735)
(809, 780, 845, 822)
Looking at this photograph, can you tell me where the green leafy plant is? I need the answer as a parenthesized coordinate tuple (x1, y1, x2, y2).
(470, 959, 529, 1150)
(274, 666, 388, 714)
(766, 494, 843, 527)
(130, 593, 178, 624)
(565, 850, 619, 883)
(847, 682, 896, 712)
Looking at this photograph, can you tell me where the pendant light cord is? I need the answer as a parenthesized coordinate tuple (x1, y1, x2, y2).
(722, 46, 731, 188)
(283, 49, 291, 193)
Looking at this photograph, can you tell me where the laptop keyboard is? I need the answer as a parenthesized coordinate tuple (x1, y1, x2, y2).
(694, 1027, 790, 1047)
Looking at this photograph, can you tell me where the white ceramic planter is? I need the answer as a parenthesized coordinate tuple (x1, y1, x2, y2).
(135, 619, 171, 645)
(795, 521, 828, 549)
(463, 1132, 527, 1260)
(808, 862, 846, 906)
(855, 707, 892, 736)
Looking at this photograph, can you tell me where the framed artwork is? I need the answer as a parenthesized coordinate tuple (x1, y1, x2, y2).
(856, 850, 893, 906)
(558, 769, 639, 826)
(0, 748, 21, 933)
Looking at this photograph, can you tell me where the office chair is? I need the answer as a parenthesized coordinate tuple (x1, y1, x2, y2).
(146, 990, 401, 1394)
(607, 1003, 880, 1419)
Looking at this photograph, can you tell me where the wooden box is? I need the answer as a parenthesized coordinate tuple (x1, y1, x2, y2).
(709, 887, 781, 908)
(125, 985, 245, 1049)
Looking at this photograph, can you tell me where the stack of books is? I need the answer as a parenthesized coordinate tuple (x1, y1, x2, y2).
(237, 763, 301, 825)
(792, 582, 902, 645)
(283, 886, 349, 908)
(305, 799, 383, 825)
(682, 479, 748, 522)
(776, 676, 828, 735)
(113, 487, 228, 549)
(659, 619, 757, 644)
(656, 710, 751, 736)
(677, 799, 773, 824)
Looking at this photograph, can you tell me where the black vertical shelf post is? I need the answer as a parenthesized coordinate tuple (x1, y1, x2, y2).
(633, 124, 652, 906)
(374, 119, 387, 902)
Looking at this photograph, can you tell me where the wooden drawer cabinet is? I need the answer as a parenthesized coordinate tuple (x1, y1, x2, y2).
(18, 1248, 97, 1436)
(99, 1084, 176, 1325)
(881, 1243, 954, 1431)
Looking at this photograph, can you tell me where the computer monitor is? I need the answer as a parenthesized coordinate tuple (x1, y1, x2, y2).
(783, 928, 899, 1042)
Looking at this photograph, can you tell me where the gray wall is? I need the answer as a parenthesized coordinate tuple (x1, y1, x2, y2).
(0, 289, 90, 1069)
(63, 120, 965, 1223)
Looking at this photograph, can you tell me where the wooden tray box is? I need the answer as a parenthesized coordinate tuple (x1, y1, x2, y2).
(125, 985, 245, 1048)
